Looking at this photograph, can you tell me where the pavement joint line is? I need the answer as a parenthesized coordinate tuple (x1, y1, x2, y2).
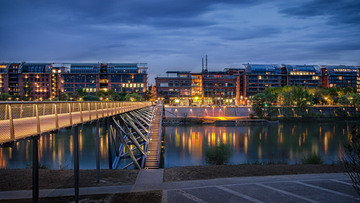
(0, 174, 353, 200)
(165, 177, 349, 192)
(216, 186, 264, 203)
(254, 183, 319, 203)
(162, 190, 168, 203)
(176, 189, 207, 203)
(294, 181, 360, 200)
(331, 179, 353, 186)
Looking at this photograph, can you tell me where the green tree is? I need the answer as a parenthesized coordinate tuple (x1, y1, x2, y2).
(0, 93, 11, 101)
(125, 92, 143, 101)
(338, 95, 350, 106)
(23, 79, 32, 101)
(76, 88, 87, 97)
(143, 90, 153, 101)
(83, 95, 100, 101)
(291, 86, 312, 108)
(343, 86, 354, 95)
(252, 93, 266, 118)
(347, 93, 360, 107)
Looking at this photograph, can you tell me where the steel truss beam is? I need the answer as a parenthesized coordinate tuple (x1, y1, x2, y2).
(109, 105, 156, 169)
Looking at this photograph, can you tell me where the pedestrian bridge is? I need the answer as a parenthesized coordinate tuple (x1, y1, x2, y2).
(0, 101, 164, 169)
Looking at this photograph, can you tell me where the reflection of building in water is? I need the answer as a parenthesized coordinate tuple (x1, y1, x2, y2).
(0, 148, 6, 168)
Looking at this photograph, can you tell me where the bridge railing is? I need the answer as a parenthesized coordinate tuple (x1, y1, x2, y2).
(0, 101, 152, 144)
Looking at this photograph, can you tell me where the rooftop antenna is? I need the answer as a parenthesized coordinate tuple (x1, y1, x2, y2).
(205, 55, 208, 72)
(202, 57, 204, 72)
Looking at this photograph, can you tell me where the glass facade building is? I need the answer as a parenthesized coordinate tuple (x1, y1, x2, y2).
(156, 64, 360, 106)
(0, 62, 148, 100)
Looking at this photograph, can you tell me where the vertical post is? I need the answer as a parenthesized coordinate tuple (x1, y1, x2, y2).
(4, 104, 8, 120)
(43, 103, 46, 116)
(96, 120, 100, 182)
(106, 103, 109, 116)
(35, 104, 40, 135)
(59, 103, 62, 114)
(101, 103, 104, 118)
(32, 136, 39, 203)
(95, 103, 99, 119)
(111, 103, 113, 115)
(54, 103, 59, 129)
(32, 103, 35, 117)
(20, 104, 23, 118)
(79, 103, 83, 123)
(9, 104, 15, 140)
(73, 125, 79, 203)
(88, 103, 91, 120)
(107, 118, 112, 169)
(69, 103, 73, 125)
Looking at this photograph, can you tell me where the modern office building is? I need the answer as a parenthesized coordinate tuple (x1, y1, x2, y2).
(282, 65, 321, 87)
(155, 71, 192, 105)
(0, 62, 148, 100)
(320, 65, 360, 93)
(0, 64, 8, 94)
(155, 63, 360, 106)
(244, 64, 283, 96)
(155, 68, 245, 106)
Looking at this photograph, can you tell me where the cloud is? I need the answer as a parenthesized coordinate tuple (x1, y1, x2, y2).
(279, 0, 360, 26)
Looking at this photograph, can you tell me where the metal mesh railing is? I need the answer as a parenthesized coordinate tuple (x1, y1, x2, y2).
(0, 101, 152, 144)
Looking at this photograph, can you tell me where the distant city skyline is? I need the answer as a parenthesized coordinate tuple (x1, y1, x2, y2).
(1, 0, 359, 84)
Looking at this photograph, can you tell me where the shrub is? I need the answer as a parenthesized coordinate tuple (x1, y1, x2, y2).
(301, 153, 323, 164)
(205, 143, 232, 165)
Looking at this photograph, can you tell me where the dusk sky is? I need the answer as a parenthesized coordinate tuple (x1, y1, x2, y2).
(1, 0, 359, 84)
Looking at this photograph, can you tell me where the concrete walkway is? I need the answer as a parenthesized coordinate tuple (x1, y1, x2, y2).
(0, 172, 359, 202)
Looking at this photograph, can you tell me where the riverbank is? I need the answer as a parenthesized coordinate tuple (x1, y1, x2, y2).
(0, 169, 138, 191)
(163, 117, 360, 126)
(163, 164, 347, 182)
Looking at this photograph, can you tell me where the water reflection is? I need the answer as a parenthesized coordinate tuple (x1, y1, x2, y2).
(0, 121, 113, 169)
(164, 121, 360, 168)
(1, 121, 359, 169)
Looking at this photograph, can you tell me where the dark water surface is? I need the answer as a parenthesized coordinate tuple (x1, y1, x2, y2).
(0, 121, 359, 169)
(164, 121, 360, 168)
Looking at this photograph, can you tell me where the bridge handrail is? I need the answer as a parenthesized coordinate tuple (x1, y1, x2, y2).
(0, 101, 152, 145)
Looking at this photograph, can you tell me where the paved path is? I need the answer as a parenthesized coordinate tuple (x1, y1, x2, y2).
(0, 173, 359, 202)
(144, 102, 163, 169)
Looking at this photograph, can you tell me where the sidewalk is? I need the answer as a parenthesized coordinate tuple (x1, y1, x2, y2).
(0, 172, 359, 202)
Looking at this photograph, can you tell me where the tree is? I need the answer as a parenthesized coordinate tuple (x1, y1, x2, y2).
(291, 86, 312, 108)
(252, 93, 266, 118)
(125, 92, 143, 101)
(342, 126, 360, 196)
(23, 79, 32, 101)
(338, 95, 350, 106)
(143, 90, 153, 101)
(76, 88, 87, 97)
(83, 95, 100, 101)
(0, 93, 11, 101)
(343, 87, 354, 95)
(347, 93, 360, 107)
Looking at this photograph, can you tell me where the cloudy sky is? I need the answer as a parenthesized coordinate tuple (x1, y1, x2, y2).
(0, 0, 359, 83)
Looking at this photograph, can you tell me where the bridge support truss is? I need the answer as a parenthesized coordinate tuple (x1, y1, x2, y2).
(109, 104, 158, 169)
